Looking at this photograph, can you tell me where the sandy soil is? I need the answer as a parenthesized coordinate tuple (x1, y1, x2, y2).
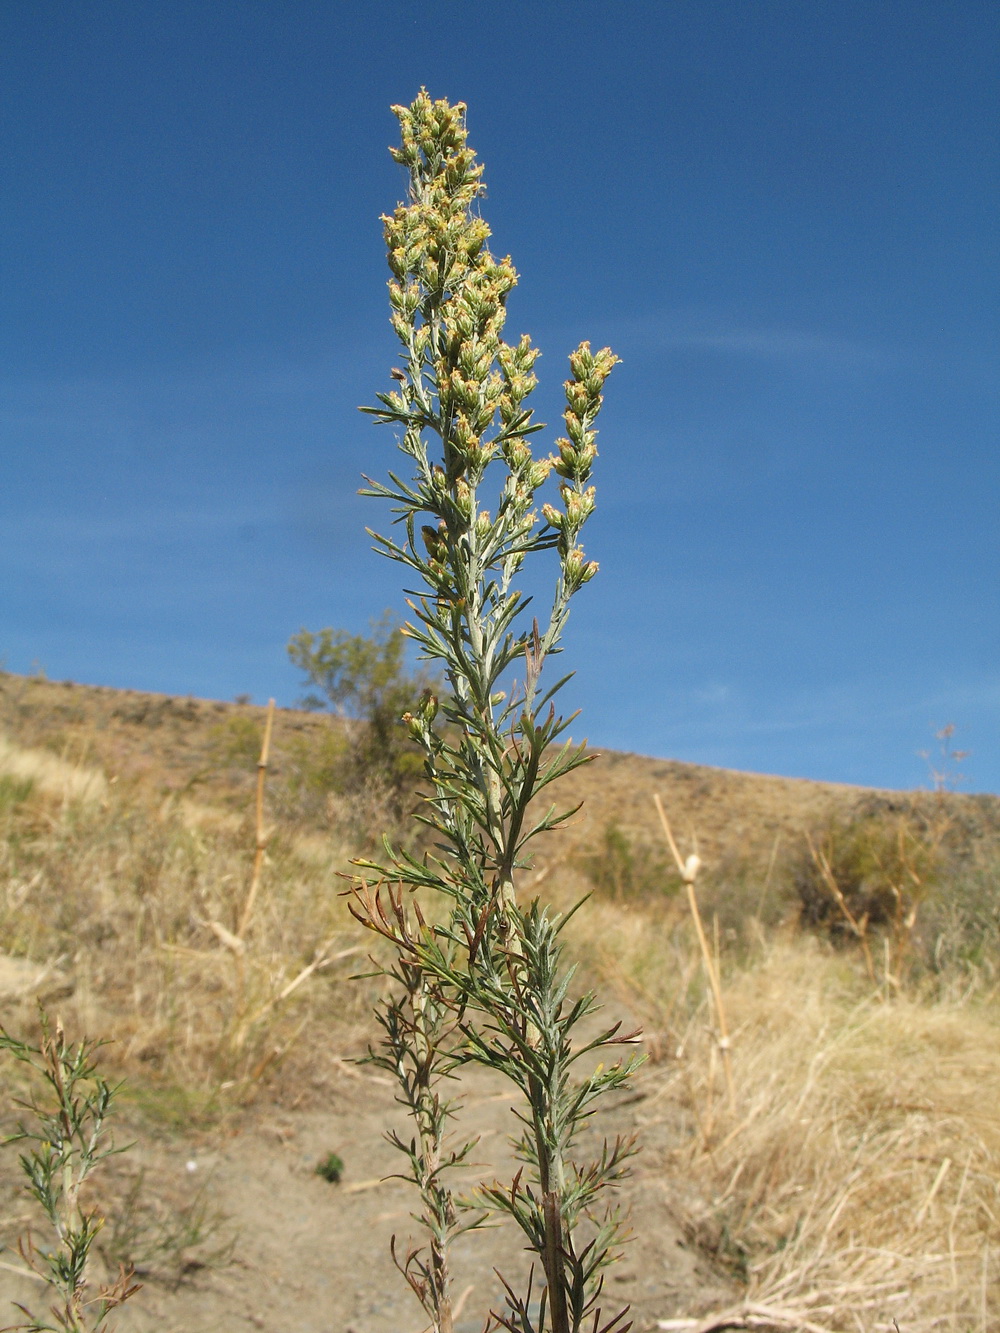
(0, 1048, 733, 1333)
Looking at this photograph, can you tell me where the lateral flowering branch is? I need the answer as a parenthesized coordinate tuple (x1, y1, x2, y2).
(351, 90, 634, 1333)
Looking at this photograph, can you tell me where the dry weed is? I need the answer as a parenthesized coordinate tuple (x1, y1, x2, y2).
(0, 734, 107, 806)
(614, 926, 1000, 1333)
(0, 759, 372, 1103)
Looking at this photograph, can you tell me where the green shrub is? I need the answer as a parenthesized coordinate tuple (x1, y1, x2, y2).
(796, 796, 945, 984)
(287, 612, 433, 812)
(0, 774, 34, 813)
(271, 722, 348, 822)
(579, 822, 678, 902)
(206, 714, 262, 772)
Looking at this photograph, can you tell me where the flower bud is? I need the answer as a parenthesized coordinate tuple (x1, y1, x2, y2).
(502, 438, 531, 470)
(565, 381, 589, 415)
(564, 411, 584, 446)
(527, 458, 552, 489)
(552, 437, 578, 479)
(421, 525, 446, 560)
(402, 711, 424, 741)
(454, 478, 474, 522)
(564, 546, 599, 590)
(568, 341, 594, 380)
(475, 510, 493, 541)
(560, 485, 596, 529)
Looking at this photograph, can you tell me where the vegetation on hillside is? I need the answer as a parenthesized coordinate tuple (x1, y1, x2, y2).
(287, 612, 435, 817)
(0, 671, 997, 1329)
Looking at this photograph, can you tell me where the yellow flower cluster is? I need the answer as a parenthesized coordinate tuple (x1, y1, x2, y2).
(364, 89, 617, 613)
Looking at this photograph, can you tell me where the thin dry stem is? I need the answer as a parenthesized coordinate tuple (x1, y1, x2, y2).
(238, 697, 275, 938)
(804, 830, 876, 984)
(654, 792, 734, 1111)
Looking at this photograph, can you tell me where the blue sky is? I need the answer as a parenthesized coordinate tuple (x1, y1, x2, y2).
(2, 1, 997, 790)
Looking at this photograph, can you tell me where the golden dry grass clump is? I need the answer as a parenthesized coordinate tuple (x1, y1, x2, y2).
(0, 734, 107, 805)
(0, 724, 373, 1107)
(564, 878, 1000, 1333)
(675, 942, 999, 1332)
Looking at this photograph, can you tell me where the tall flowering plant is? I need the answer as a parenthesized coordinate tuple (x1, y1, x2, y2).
(352, 90, 637, 1333)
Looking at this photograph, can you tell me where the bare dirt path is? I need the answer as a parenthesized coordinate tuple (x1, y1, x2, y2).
(1, 1054, 732, 1333)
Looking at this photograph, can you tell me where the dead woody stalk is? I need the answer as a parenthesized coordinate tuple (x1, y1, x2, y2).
(207, 699, 346, 1072)
(238, 696, 276, 938)
(350, 91, 639, 1333)
(653, 793, 735, 1114)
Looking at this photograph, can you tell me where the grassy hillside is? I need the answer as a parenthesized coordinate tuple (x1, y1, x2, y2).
(1, 670, 998, 1331)
(7, 669, 998, 867)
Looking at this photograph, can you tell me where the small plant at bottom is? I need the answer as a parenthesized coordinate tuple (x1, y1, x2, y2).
(97, 1168, 236, 1289)
(314, 1152, 344, 1184)
(0, 1011, 140, 1333)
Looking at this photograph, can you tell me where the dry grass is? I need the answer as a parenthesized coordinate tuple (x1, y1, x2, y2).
(1, 675, 999, 1328)
(0, 735, 373, 1107)
(680, 943, 999, 1332)
(566, 886, 1000, 1332)
(0, 733, 107, 805)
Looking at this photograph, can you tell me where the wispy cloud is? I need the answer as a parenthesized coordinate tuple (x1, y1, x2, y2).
(2, 505, 276, 544)
(653, 673, 1000, 744)
(693, 682, 733, 706)
(605, 310, 895, 370)
(0, 345, 380, 451)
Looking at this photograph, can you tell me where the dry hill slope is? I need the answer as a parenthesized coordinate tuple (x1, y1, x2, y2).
(1, 671, 999, 1332)
(7, 668, 991, 865)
